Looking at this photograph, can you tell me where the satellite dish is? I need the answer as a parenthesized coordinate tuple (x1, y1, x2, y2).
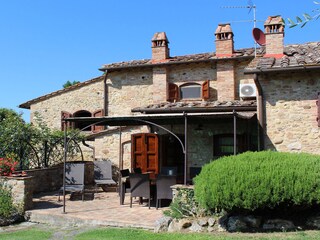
(252, 28, 266, 46)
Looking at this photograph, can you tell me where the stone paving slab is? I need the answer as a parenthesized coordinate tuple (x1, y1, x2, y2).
(26, 191, 165, 230)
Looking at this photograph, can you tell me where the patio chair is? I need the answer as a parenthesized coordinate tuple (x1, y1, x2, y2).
(129, 173, 151, 209)
(119, 169, 130, 205)
(94, 160, 116, 192)
(58, 162, 85, 201)
(156, 175, 176, 209)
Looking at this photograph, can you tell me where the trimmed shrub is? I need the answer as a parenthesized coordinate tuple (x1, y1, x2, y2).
(194, 151, 320, 212)
(0, 186, 17, 218)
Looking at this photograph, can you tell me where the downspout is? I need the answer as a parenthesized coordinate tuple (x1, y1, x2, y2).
(253, 73, 265, 150)
(82, 140, 95, 160)
(103, 70, 109, 116)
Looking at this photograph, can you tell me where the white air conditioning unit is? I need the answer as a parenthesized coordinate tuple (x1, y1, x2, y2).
(239, 83, 257, 98)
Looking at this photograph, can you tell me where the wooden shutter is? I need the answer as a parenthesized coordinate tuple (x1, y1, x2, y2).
(202, 80, 210, 100)
(131, 133, 159, 179)
(168, 83, 179, 102)
(61, 111, 73, 131)
(92, 109, 105, 133)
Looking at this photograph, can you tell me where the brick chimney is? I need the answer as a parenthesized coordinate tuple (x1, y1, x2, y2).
(151, 32, 170, 62)
(264, 16, 285, 57)
(215, 23, 234, 57)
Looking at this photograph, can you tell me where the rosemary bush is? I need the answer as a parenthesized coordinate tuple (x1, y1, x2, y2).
(194, 151, 320, 212)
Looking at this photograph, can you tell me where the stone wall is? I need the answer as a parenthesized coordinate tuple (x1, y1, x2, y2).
(168, 62, 217, 101)
(94, 126, 149, 168)
(260, 72, 320, 153)
(0, 176, 33, 211)
(106, 69, 154, 116)
(26, 57, 255, 172)
(30, 78, 105, 129)
(25, 162, 94, 194)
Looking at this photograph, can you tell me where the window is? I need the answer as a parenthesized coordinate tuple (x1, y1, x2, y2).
(61, 109, 105, 132)
(73, 110, 92, 131)
(180, 83, 201, 99)
(214, 134, 247, 157)
(167, 80, 210, 102)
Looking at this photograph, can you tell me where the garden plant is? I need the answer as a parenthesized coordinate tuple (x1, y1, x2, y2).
(194, 151, 320, 214)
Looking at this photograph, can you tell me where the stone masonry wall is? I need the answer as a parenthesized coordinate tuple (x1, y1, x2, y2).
(94, 126, 149, 169)
(260, 72, 320, 153)
(27, 59, 255, 173)
(106, 69, 154, 116)
(30, 78, 105, 129)
(0, 177, 33, 211)
(168, 62, 217, 100)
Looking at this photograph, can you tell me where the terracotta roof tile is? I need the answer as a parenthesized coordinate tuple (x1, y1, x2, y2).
(132, 100, 257, 114)
(100, 47, 265, 71)
(247, 42, 320, 71)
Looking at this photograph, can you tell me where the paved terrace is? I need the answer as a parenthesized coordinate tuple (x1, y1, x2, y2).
(26, 190, 165, 230)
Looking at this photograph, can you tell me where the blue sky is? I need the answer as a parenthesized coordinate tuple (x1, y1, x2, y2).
(0, 0, 318, 122)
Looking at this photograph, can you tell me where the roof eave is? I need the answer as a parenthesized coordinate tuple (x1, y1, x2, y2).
(99, 55, 254, 72)
(132, 105, 257, 114)
(244, 65, 320, 74)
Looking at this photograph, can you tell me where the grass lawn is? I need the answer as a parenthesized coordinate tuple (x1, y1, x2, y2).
(2, 226, 320, 240)
(0, 228, 52, 240)
(75, 228, 320, 240)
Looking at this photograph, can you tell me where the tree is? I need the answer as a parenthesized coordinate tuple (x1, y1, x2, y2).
(0, 108, 32, 166)
(0, 108, 84, 170)
(63, 80, 80, 89)
(286, 1, 320, 27)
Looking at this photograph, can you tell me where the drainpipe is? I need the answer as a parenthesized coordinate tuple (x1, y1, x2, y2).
(103, 70, 109, 116)
(233, 110, 237, 155)
(82, 139, 95, 160)
(253, 73, 265, 150)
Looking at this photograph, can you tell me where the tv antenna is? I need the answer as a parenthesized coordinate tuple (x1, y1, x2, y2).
(221, 0, 262, 56)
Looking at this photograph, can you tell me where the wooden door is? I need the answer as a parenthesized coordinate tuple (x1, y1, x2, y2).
(131, 133, 159, 178)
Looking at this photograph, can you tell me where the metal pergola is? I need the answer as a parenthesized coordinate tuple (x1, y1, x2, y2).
(61, 111, 256, 213)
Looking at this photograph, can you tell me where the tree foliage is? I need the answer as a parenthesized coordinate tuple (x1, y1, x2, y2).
(286, 1, 320, 27)
(63, 80, 80, 89)
(0, 109, 32, 163)
(0, 108, 84, 170)
(194, 151, 320, 213)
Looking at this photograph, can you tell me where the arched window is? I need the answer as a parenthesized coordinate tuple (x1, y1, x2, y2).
(180, 83, 201, 99)
(73, 110, 92, 131)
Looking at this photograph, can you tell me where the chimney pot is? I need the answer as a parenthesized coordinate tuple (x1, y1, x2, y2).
(151, 32, 170, 61)
(264, 15, 285, 57)
(215, 23, 234, 56)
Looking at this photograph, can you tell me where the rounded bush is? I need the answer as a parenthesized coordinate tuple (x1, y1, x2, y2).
(194, 151, 320, 212)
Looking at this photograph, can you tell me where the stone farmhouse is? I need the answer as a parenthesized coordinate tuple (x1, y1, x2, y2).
(19, 15, 320, 184)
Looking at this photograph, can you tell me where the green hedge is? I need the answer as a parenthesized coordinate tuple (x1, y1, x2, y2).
(194, 151, 320, 212)
(0, 186, 17, 218)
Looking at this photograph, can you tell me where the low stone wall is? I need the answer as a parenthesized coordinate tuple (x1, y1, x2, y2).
(0, 176, 33, 211)
(157, 185, 320, 233)
(25, 161, 94, 194)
